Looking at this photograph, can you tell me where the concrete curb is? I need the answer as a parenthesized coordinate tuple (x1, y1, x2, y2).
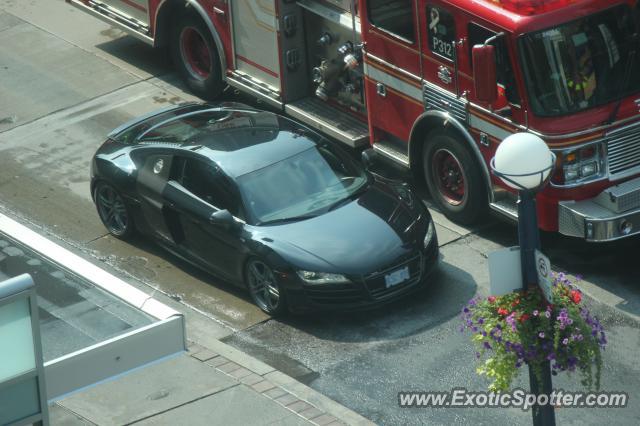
(188, 341, 375, 426)
(552, 271, 640, 326)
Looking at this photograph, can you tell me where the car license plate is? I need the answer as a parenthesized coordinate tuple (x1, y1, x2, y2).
(384, 266, 410, 288)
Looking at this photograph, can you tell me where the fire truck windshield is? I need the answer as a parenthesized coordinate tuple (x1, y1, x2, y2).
(520, 4, 640, 117)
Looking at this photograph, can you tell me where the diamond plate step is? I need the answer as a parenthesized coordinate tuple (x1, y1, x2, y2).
(285, 98, 368, 147)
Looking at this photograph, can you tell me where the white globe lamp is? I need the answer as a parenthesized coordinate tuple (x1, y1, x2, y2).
(492, 133, 555, 190)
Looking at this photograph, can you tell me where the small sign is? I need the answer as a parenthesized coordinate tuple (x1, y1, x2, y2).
(535, 250, 553, 303)
(488, 247, 523, 296)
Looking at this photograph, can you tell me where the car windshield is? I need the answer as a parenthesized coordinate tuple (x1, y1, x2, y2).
(520, 4, 640, 117)
(236, 143, 369, 225)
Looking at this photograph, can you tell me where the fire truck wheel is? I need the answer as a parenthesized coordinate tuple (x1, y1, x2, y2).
(170, 14, 224, 100)
(423, 130, 487, 225)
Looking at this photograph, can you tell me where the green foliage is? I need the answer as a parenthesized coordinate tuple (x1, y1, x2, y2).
(460, 274, 606, 392)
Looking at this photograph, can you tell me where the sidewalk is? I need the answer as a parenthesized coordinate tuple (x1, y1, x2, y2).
(50, 338, 374, 426)
(0, 211, 372, 426)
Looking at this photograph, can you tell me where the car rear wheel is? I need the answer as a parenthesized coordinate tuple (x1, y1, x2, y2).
(245, 259, 287, 316)
(95, 182, 134, 239)
(170, 14, 224, 100)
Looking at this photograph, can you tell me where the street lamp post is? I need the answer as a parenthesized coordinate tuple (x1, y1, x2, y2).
(491, 133, 556, 426)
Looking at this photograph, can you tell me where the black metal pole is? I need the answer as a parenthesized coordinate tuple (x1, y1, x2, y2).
(517, 191, 556, 426)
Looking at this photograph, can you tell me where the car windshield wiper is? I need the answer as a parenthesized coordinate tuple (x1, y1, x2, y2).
(258, 214, 318, 226)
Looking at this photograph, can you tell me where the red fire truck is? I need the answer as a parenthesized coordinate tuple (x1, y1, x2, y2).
(67, 0, 640, 241)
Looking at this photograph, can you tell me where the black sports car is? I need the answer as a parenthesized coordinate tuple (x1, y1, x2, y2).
(90, 103, 439, 315)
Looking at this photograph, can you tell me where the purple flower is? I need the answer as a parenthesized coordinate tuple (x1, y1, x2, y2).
(538, 332, 545, 338)
(483, 342, 492, 350)
(533, 310, 539, 316)
(478, 318, 484, 325)
(562, 338, 569, 345)
(506, 312, 517, 332)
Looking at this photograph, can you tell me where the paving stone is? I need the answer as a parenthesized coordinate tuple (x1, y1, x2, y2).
(274, 392, 299, 407)
(263, 386, 289, 400)
(217, 361, 243, 374)
(239, 373, 264, 386)
(205, 355, 229, 368)
(191, 349, 218, 362)
(251, 379, 277, 393)
(311, 414, 339, 426)
(299, 406, 324, 420)
(286, 400, 314, 413)
(228, 367, 253, 379)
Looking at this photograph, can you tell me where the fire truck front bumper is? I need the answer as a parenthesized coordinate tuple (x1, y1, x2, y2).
(558, 176, 640, 242)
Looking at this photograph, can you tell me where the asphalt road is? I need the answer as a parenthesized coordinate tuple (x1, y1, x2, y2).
(1, 1, 639, 425)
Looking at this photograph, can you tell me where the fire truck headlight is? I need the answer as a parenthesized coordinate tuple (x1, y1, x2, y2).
(581, 161, 598, 177)
(552, 142, 606, 186)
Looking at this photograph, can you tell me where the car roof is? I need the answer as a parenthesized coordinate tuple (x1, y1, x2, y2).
(139, 106, 321, 178)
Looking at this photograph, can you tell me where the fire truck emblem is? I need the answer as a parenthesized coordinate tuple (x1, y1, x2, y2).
(437, 66, 452, 85)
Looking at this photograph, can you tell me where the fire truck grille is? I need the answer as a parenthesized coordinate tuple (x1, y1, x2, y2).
(423, 81, 468, 123)
(607, 121, 640, 180)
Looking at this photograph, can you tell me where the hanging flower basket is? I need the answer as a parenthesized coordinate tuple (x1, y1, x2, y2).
(460, 273, 607, 392)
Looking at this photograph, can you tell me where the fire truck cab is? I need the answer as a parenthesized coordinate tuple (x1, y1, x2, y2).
(67, 0, 640, 242)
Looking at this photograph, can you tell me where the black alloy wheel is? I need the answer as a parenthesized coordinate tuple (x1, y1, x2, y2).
(245, 259, 287, 316)
(95, 182, 134, 239)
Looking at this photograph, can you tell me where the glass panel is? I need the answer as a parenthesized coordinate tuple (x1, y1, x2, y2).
(427, 6, 456, 61)
(0, 376, 40, 425)
(368, 0, 415, 42)
(520, 5, 640, 116)
(0, 234, 154, 362)
(238, 143, 369, 225)
(0, 298, 35, 381)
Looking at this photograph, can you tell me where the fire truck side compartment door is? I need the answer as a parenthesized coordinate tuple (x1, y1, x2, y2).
(230, 0, 281, 92)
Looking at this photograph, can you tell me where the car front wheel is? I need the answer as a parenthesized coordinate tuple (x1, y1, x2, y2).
(245, 258, 287, 316)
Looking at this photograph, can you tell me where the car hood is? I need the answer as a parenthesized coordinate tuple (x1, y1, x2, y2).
(254, 181, 429, 275)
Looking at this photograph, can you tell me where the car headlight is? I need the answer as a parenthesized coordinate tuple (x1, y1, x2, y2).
(423, 220, 435, 248)
(296, 271, 350, 285)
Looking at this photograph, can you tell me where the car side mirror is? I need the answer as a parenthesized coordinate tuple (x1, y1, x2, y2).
(209, 209, 237, 229)
(361, 148, 379, 169)
(472, 44, 498, 104)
